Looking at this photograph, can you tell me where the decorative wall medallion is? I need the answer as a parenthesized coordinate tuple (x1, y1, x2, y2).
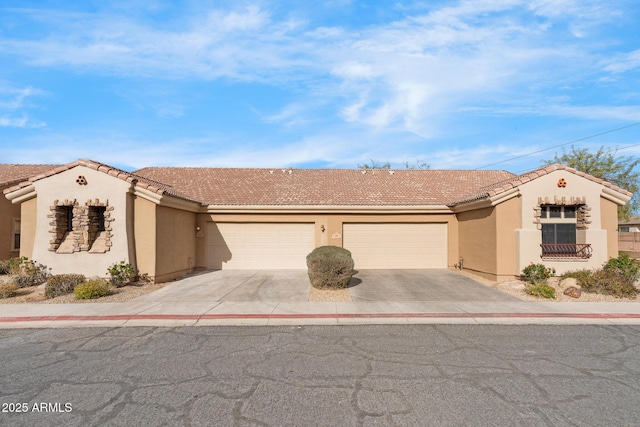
(76, 175, 88, 185)
(557, 178, 567, 188)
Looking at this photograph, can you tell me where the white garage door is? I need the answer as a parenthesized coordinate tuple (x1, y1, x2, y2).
(207, 223, 315, 269)
(343, 223, 447, 269)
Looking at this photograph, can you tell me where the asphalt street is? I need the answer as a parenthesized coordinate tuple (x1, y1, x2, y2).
(1, 325, 639, 426)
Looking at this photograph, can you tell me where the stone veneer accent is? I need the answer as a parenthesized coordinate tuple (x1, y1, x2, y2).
(533, 196, 591, 231)
(48, 199, 113, 253)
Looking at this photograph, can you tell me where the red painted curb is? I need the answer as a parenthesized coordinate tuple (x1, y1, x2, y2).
(1, 312, 640, 323)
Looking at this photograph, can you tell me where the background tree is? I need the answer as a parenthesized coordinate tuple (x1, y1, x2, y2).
(542, 145, 640, 219)
(358, 159, 391, 169)
(357, 159, 430, 170)
(403, 159, 430, 170)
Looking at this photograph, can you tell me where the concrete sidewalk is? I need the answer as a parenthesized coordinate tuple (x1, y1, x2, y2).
(1, 269, 639, 327)
(1, 299, 639, 328)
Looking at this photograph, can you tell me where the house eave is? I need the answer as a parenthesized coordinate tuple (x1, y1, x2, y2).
(601, 187, 633, 206)
(451, 187, 520, 213)
(3, 184, 37, 204)
(133, 187, 204, 212)
(204, 204, 453, 214)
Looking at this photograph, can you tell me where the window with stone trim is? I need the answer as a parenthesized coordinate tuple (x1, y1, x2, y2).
(48, 199, 112, 254)
(539, 204, 591, 259)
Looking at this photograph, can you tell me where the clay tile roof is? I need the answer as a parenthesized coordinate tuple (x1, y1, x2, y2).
(456, 163, 633, 204)
(0, 164, 61, 188)
(2, 159, 201, 204)
(133, 167, 516, 206)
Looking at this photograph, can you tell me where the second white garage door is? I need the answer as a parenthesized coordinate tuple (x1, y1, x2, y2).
(343, 223, 447, 269)
(206, 223, 315, 269)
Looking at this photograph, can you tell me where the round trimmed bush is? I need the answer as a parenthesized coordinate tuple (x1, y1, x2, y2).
(74, 279, 111, 300)
(306, 246, 354, 290)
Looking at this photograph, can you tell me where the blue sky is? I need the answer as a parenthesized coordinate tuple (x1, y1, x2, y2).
(1, 0, 639, 173)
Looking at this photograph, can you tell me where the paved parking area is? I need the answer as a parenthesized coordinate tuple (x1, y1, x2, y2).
(135, 269, 516, 303)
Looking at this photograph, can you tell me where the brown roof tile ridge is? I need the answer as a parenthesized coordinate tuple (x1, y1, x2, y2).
(0, 164, 61, 187)
(0, 163, 59, 167)
(76, 159, 174, 198)
(453, 163, 634, 206)
(2, 162, 81, 194)
(533, 163, 632, 196)
(3, 159, 203, 204)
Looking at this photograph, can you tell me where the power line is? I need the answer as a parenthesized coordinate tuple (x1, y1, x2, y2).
(475, 122, 640, 169)
(510, 141, 640, 175)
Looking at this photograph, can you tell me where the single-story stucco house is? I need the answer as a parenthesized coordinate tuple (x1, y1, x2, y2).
(618, 216, 640, 257)
(1, 159, 632, 282)
(618, 216, 640, 233)
(0, 164, 59, 262)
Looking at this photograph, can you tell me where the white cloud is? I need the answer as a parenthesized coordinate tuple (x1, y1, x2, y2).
(0, 1, 636, 160)
(0, 85, 45, 127)
(261, 103, 306, 126)
(212, 5, 269, 32)
(0, 86, 42, 109)
(0, 115, 27, 127)
(548, 105, 640, 122)
(605, 49, 640, 73)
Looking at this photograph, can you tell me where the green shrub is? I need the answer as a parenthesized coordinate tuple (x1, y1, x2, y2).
(107, 261, 135, 287)
(74, 279, 111, 300)
(521, 263, 555, 284)
(306, 246, 354, 290)
(525, 282, 556, 299)
(564, 266, 638, 298)
(562, 269, 596, 287)
(0, 259, 11, 275)
(603, 253, 640, 283)
(45, 274, 86, 299)
(589, 269, 637, 298)
(9, 257, 50, 288)
(0, 282, 19, 299)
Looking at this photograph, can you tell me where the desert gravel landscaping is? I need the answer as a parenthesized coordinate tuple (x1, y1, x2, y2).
(1, 269, 638, 304)
(0, 275, 167, 304)
(459, 270, 639, 303)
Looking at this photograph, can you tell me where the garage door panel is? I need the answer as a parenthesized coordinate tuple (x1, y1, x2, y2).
(343, 223, 447, 269)
(207, 223, 314, 269)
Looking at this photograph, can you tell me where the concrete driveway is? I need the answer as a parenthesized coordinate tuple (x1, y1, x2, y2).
(137, 269, 517, 303)
(349, 269, 519, 302)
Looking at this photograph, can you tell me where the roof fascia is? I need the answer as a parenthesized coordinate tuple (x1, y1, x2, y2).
(205, 205, 453, 214)
(133, 187, 203, 212)
(451, 187, 520, 213)
(601, 187, 632, 205)
(3, 184, 36, 204)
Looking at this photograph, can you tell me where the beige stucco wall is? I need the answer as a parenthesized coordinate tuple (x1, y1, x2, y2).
(457, 206, 497, 280)
(457, 196, 521, 281)
(19, 198, 37, 260)
(495, 196, 521, 280)
(515, 170, 610, 275)
(600, 196, 619, 259)
(133, 196, 157, 279)
(155, 205, 197, 282)
(200, 212, 459, 269)
(30, 165, 134, 276)
(0, 185, 22, 260)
